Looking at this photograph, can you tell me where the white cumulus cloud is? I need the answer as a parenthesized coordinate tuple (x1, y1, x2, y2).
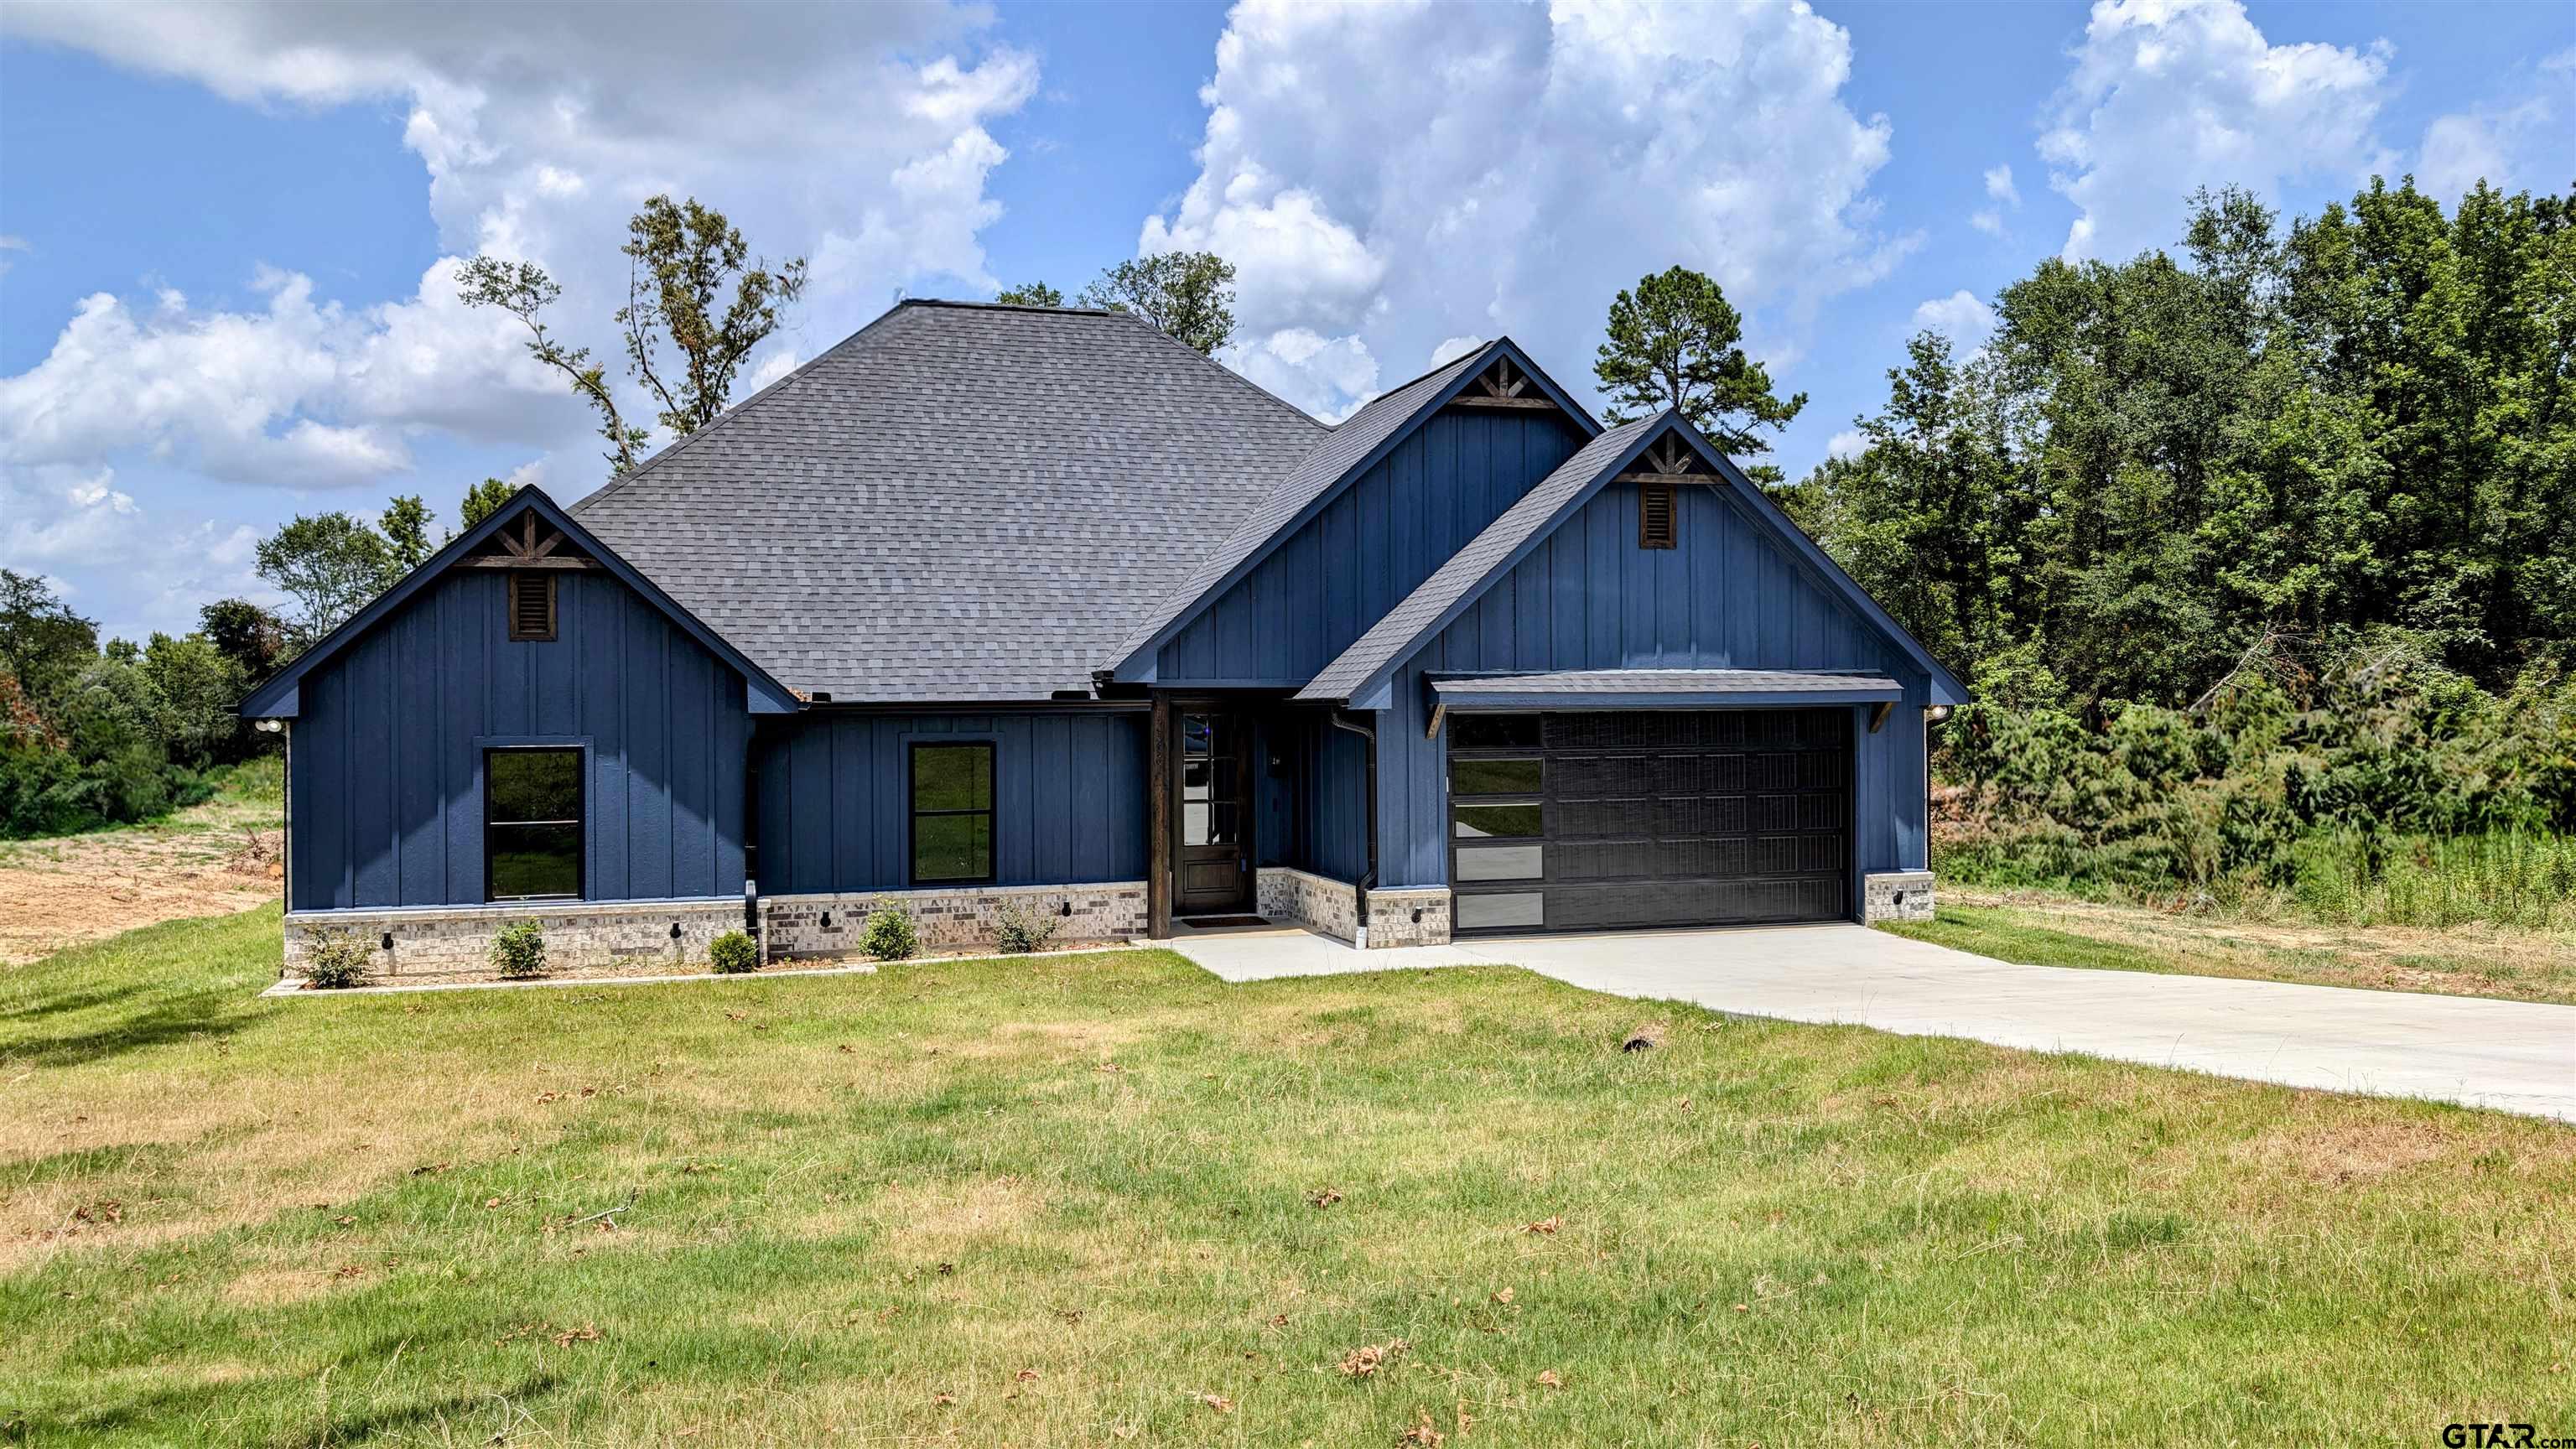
(2, 465, 269, 638)
(0, 2, 1038, 489)
(2415, 55, 2568, 203)
(1136, 0, 1913, 418)
(1971, 162, 2021, 236)
(0, 0, 1041, 636)
(1909, 289, 1995, 350)
(2040, 0, 2392, 262)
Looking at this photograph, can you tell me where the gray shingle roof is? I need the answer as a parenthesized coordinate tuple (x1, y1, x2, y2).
(1104, 342, 1498, 667)
(570, 301, 1327, 701)
(1431, 669, 1899, 697)
(1296, 416, 1662, 702)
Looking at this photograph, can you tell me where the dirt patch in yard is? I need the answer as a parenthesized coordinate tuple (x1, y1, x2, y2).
(0, 818, 281, 966)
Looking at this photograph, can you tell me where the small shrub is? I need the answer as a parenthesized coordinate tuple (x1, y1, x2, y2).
(491, 919, 547, 979)
(708, 930, 760, 974)
(300, 927, 371, 989)
(860, 905, 917, 962)
(992, 898, 1063, 954)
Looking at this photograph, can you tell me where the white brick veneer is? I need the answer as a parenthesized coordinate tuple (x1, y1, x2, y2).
(282, 898, 747, 983)
(1253, 867, 1453, 948)
(1363, 886, 1452, 947)
(760, 881, 1145, 959)
(1863, 870, 1936, 922)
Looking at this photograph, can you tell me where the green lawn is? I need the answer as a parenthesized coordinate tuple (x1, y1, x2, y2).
(1886, 898, 2576, 1005)
(3, 909, 2572, 1446)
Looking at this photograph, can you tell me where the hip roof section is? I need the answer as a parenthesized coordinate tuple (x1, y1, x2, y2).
(569, 300, 1330, 702)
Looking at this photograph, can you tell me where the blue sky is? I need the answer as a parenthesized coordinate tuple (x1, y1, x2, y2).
(3, 0, 2569, 642)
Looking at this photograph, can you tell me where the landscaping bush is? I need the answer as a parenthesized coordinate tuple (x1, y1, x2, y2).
(992, 898, 1062, 954)
(708, 930, 759, 974)
(491, 919, 547, 979)
(859, 905, 917, 962)
(299, 927, 370, 989)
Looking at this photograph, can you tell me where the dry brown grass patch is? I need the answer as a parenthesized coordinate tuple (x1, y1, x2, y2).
(874, 1173, 1051, 1254)
(2236, 1113, 2511, 1186)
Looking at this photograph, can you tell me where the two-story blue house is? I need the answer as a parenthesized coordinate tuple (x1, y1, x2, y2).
(242, 299, 1964, 976)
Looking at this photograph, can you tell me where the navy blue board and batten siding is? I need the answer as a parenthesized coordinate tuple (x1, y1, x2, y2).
(1374, 475, 1931, 898)
(1154, 410, 1587, 686)
(750, 711, 1148, 894)
(288, 568, 751, 911)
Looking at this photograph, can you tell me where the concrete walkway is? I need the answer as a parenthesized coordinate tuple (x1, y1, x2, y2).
(1166, 922, 2576, 1122)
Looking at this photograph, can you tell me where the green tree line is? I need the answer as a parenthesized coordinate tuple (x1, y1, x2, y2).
(0, 572, 285, 834)
(1782, 178, 2573, 709)
(1773, 176, 2576, 911)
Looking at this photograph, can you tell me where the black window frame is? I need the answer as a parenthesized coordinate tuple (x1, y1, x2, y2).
(908, 740, 997, 886)
(483, 745, 584, 903)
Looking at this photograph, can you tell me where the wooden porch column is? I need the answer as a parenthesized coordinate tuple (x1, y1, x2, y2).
(1146, 692, 1172, 939)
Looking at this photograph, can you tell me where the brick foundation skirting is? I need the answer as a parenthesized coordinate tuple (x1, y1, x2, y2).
(1255, 866, 1360, 942)
(283, 899, 748, 983)
(1254, 868, 1452, 948)
(1863, 870, 1936, 923)
(1362, 886, 1452, 948)
(760, 881, 1146, 960)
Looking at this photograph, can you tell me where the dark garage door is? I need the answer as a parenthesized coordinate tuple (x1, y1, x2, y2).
(1447, 709, 1852, 935)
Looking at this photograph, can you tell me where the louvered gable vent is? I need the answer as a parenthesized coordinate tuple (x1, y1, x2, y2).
(509, 571, 556, 641)
(1639, 483, 1676, 549)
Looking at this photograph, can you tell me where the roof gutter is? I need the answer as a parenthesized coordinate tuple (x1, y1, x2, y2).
(1328, 709, 1378, 949)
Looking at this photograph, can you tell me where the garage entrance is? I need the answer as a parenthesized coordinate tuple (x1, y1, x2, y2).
(1446, 709, 1852, 935)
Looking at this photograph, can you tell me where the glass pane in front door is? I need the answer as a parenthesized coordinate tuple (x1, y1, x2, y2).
(1182, 713, 1218, 844)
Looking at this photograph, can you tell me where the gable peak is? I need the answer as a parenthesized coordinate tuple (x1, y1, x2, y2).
(1441, 350, 1563, 416)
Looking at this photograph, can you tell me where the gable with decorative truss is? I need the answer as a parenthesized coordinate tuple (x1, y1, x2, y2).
(241, 486, 800, 719)
(1442, 354, 1572, 416)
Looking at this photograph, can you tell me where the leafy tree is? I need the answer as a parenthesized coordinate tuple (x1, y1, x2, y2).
(197, 599, 287, 687)
(1794, 177, 2576, 711)
(380, 495, 436, 575)
(1780, 331, 2030, 684)
(615, 195, 808, 438)
(459, 195, 806, 475)
(1080, 252, 1237, 355)
(459, 477, 516, 530)
(0, 573, 252, 835)
(1594, 266, 1807, 483)
(255, 513, 392, 647)
(140, 631, 246, 767)
(456, 257, 645, 473)
(0, 569, 100, 717)
(995, 281, 1063, 306)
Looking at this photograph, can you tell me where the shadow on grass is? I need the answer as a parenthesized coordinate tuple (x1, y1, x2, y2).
(0, 1139, 189, 1187)
(12, 1370, 560, 1444)
(0, 981, 154, 1023)
(1, 993, 261, 1069)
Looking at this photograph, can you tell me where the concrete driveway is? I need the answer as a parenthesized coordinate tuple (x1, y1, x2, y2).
(1167, 922, 2576, 1122)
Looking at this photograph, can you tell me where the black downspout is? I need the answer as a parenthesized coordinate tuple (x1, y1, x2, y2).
(1329, 709, 1377, 947)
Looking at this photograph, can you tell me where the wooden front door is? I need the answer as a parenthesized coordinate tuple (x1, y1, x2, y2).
(1172, 708, 1253, 914)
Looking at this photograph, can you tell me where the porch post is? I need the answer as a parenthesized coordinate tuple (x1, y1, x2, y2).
(1146, 692, 1171, 939)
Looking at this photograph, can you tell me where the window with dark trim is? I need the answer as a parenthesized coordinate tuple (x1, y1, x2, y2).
(508, 571, 557, 641)
(1639, 483, 1676, 549)
(911, 741, 995, 884)
(486, 747, 583, 901)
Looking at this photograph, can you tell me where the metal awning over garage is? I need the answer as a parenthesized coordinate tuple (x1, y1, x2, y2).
(1430, 669, 1902, 711)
